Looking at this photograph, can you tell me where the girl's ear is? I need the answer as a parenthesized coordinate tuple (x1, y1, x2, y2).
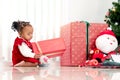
(18, 31, 22, 37)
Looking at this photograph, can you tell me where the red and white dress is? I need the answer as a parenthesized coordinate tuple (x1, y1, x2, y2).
(12, 37, 39, 66)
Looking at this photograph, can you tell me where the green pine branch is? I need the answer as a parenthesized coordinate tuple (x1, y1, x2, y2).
(105, 2, 120, 36)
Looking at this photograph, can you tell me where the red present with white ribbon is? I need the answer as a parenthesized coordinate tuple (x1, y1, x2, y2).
(32, 38, 66, 58)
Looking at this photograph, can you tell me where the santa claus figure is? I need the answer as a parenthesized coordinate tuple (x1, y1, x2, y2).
(91, 28, 118, 63)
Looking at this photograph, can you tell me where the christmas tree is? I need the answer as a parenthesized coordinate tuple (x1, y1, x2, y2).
(105, 1, 120, 44)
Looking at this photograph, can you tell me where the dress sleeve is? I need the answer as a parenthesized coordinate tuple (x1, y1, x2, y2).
(18, 42, 35, 58)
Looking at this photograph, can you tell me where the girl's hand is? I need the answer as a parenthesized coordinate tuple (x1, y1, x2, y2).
(34, 54, 41, 59)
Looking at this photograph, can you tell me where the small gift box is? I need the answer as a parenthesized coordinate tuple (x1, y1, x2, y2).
(32, 38, 66, 58)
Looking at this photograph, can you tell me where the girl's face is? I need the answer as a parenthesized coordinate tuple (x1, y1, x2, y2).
(20, 25, 33, 41)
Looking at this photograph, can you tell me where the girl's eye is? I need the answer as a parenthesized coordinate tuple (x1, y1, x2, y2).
(28, 33, 33, 36)
(28, 33, 31, 35)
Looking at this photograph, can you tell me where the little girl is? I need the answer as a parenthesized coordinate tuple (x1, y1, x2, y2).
(11, 21, 42, 67)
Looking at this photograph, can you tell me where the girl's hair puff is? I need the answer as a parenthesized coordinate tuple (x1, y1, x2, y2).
(11, 20, 31, 32)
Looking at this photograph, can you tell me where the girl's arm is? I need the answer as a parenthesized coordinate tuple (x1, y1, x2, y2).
(18, 42, 35, 58)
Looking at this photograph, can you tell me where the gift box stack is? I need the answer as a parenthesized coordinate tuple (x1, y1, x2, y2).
(60, 21, 108, 66)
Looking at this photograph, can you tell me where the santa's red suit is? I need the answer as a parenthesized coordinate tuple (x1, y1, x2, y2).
(91, 48, 116, 63)
(12, 37, 39, 66)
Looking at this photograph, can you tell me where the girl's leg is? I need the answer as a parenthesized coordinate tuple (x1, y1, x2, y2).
(14, 61, 38, 67)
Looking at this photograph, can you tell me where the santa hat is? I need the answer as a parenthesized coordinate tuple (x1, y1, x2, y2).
(98, 28, 116, 37)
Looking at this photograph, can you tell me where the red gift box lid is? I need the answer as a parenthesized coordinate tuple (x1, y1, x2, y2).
(32, 38, 66, 57)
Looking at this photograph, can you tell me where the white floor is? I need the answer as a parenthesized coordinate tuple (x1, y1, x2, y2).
(1, 61, 120, 80)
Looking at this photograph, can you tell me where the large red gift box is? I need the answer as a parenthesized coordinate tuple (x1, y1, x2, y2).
(60, 21, 108, 66)
(32, 38, 66, 58)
